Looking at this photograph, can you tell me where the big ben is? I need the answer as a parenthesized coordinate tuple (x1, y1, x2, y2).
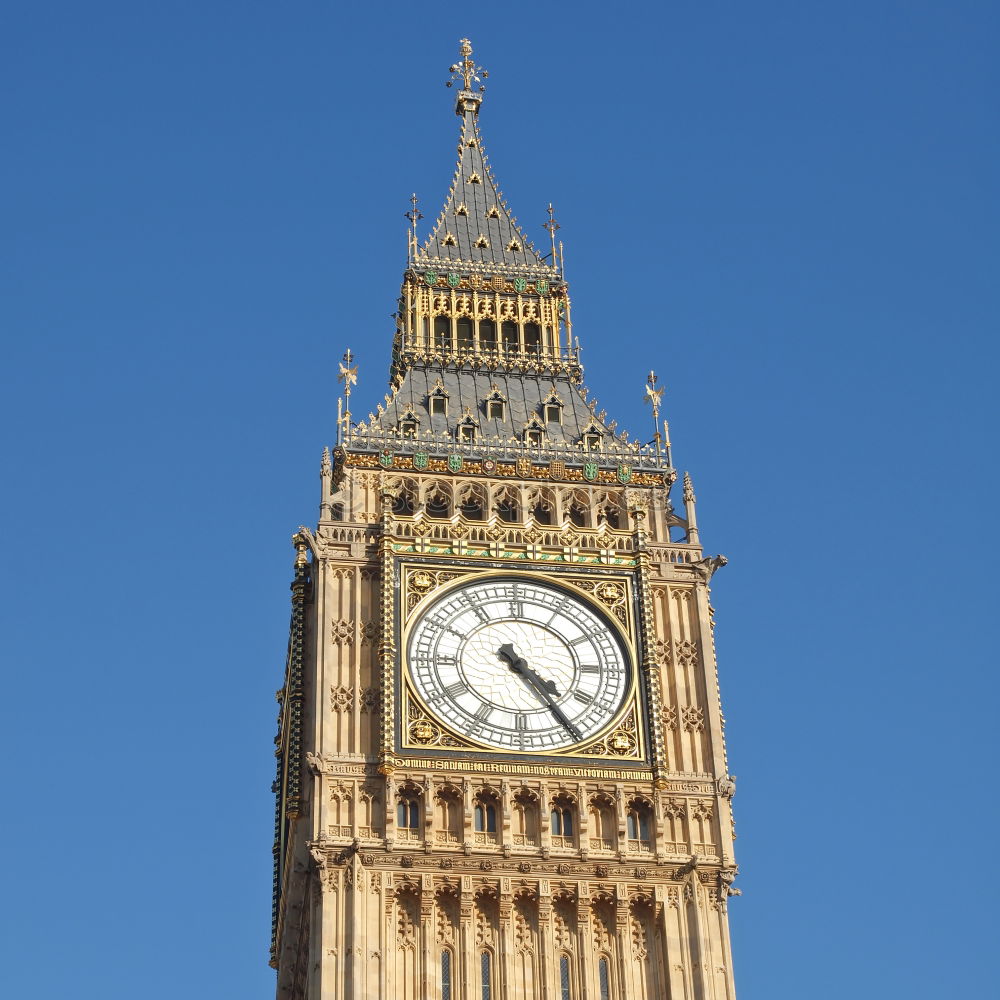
(271, 38, 740, 1000)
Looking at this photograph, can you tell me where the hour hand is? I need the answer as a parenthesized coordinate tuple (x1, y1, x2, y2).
(497, 643, 522, 668)
(497, 645, 559, 696)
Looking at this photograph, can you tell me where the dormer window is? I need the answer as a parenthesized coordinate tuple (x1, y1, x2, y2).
(455, 203, 468, 216)
(506, 239, 522, 252)
(474, 235, 489, 248)
(456, 407, 478, 443)
(543, 389, 564, 424)
(486, 206, 500, 219)
(468, 172, 482, 184)
(523, 418, 545, 447)
(429, 382, 449, 416)
(398, 406, 420, 438)
(440, 233, 457, 247)
(580, 420, 603, 450)
(484, 384, 507, 421)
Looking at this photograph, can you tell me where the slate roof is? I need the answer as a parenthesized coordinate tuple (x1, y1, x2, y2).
(366, 366, 606, 447)
(415, 93, 554, 278)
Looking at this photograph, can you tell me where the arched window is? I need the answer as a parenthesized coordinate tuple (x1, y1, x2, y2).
(589, 795, 616, 852)
(392, 493, 413, 516)
(434, 316, 451, 350)
(474, 791, 500, 843)
(479, 319, 497, 351)
(568, 502, 587, 528)
(550, 797, 575, 846)
(459, 489, 486, 521)
(524, 323, 541, 354)
(496, 491, 519, 524)
(501, 321, 518, 353)
(474, 802, 497, 833)
(397, 797, 419, 830)
(559, 955, 572, 1000)
(627, 799, 654, 851)
(480, 951, 493, 1000)
(512, 790, 539, 846)
(457, 317, 474, 350)
(441, 950, 453, 1000)
(598, 957, 611, 1000)
(426, 490, 450, 519)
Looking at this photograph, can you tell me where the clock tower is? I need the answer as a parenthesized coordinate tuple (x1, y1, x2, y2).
(271, 39, 740, 1000)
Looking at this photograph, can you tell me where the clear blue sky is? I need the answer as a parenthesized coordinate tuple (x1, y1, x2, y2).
(2, 3, 997, 997)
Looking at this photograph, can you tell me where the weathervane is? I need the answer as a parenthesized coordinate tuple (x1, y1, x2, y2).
(644, 370, 665, 458)
(337, 348, 358, 444)
(446, 38, 487, 93)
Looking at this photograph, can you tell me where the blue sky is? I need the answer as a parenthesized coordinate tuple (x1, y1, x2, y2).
(1, 3, 997, 997)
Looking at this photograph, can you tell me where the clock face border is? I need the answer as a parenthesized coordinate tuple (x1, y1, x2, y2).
(393, 561, 650, 765)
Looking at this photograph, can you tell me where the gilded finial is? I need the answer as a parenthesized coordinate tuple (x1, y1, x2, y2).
(645, 370, 665, 457)
(447, 38, 488, 93)
(645, 372, 664, 412)
(338, 348, 358, 437)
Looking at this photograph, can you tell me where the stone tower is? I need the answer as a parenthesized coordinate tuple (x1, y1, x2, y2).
(271, 38, 739, 1000)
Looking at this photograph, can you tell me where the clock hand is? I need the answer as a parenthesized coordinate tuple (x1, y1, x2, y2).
(496, 645, 583, 742)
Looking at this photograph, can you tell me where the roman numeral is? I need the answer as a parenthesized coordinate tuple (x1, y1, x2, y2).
(571, 691, 593, 705)
(473, 704, 494, 723)
(579, 664, 601, 674)
(570, 635, 595, 646)
(515, 714, 528, 731)
(435, 655, 457, 665)
(443, 681, 466, 699)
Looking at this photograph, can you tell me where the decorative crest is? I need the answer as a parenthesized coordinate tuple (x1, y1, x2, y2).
(446, 38, 488, 94)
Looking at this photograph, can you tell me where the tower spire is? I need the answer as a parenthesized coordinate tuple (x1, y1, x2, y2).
(418, 38, 549, 275)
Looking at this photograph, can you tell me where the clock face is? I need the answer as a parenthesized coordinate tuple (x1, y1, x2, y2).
(407, 576, 630, 752)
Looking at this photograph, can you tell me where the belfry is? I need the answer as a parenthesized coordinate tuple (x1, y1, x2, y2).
(271, 38, 740, 999)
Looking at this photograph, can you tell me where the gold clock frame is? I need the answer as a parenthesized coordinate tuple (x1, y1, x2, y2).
(394, 562, 648, 764)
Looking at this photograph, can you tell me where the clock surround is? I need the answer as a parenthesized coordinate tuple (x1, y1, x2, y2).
(395, 561, 649, 765)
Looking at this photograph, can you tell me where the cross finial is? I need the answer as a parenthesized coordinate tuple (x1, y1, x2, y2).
(543, 203, 561, 265)
(446, 38, 488, 93)
(405, 193, 423, 260)
(405, 193, 423, 228)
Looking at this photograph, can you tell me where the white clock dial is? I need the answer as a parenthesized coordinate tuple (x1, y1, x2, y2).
(407, 576, 630, 751)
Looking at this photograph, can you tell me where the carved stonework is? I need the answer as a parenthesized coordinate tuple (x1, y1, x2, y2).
(331, 619, 355, 645)
(330, 685, 354, 712)
(681, 705, 705, 732)
(396, 889, 419, 950)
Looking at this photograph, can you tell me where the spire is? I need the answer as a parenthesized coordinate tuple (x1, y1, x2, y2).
(417, 39, 553, 277)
